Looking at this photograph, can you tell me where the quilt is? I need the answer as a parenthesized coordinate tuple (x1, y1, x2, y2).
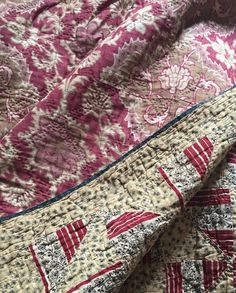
(0, 0, 236, 292)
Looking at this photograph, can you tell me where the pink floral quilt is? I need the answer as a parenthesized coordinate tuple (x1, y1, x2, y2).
(0, 0, 236, 292)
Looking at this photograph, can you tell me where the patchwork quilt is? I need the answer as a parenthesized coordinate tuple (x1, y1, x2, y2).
(0, 0, 235, 292)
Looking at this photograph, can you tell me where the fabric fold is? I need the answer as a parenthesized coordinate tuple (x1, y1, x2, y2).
(0, 0, 236, 217)
(0, 0, 236, 292)
(0, 86, 235, 292)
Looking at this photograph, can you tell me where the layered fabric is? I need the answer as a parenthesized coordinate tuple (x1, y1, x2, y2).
(0, 0, 236, 292)
(0, 85, 236, 292)
(0, 0, 236, 216)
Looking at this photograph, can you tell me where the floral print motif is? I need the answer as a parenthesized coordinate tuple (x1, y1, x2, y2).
(212, 37, 235, 69)
(7, 18, 40, 49)
(195, 27, 236, 82)
(182, 261, 203, 292)
(31, 233, 68, 293)
(126, 6, 156, 34)
(159, 63, 193, 94)
(1, 179, 36, 208)
(0, 0, 234, 218)
(194, 205, 233, 229)
(0, 42, 39, 137)
(0, 0, 43, 13)
(121, 23, 232, 141)
(31, 117, 91, 178)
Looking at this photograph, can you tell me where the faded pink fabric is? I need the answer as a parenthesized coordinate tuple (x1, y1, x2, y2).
(0, 0, 235, 217)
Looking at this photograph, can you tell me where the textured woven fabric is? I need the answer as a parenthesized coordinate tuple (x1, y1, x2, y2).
(0, 0, 235, 216)
(0, 85, 236, 292)
(0, 0, 236, 292)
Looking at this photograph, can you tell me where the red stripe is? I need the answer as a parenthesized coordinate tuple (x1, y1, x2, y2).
(67, 223, 80, 248)
(166, 263, 182, 293)
(61, 227, 75, 262)
(193, 141, 209, 166)
(184, 147, 206, 177)
(176, 263, 182, 293)
(77, 228, 86, 242)
(200, 136, 213, 158)
(107, 212, 143, 232)
(174, 263, 178, 293)
(167, 265, 174, 293)
(204, 230, 234, 256)
(159, 167, 184, 210)
(107, 212, 134, 229)
(196, 189, 230, 196)
(206, 230, 234, 239)
(73, 220, 87, 242)
(29, 244, 49, 293)
(187, 195, 231, 206)
(67, 261, 123, 292)
(108, 212, 159, 239)
(184, 137, 213, 178)
(165, 264, 169, 293)
(203, 260, 227, 290)
(107, 212, 150, 234)
(227, 146, 236, 164)
(228, 152, 236, 157)
(169, 265, 174, 293)
(228, 156, 236, 164)
(108, 213, 145, 236)
(56, 229, 71, 262)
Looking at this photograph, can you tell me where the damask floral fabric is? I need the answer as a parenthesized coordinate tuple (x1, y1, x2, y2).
(0, 0, 235, 292)
(0, 0, 235, 216)
(0, 83, 236, 293)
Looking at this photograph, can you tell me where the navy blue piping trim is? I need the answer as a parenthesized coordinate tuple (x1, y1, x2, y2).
(0, 84, 235, 223)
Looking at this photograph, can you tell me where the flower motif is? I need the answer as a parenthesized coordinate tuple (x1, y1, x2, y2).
(7, 17, 40, 48)
(212, 37, 235, 69)
(82, 84, 112, 117)
(0, 43, 39, 137)
(2, 180, 35, 208)
(70, 21, 110, 58)
(0, 0, 43, 14)
(36, 143, 81, 178)
(126, 20, 146, 34)
(33, 117, 89, 178)
(126, 7, 155, 34)
(182, 261, 202, 290)
(0, 65, 12, 89)
(109, 0, 134, 21)
(159, 65, 193, 94)
(35, 10, 64, 35)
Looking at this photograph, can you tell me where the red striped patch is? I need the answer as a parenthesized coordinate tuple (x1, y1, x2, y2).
(203, 230, 234, 256)
(187, 189, 231, 207)
(56, 219, 87, 262)
(106, 211, 159, 240)
(233, 258, 236, 288)
(184, 136, 213, 178)
(158, 167, 184, 211)
(57, 229, 72, 262)
(165, 262, 182, 293)
(227, 146, 236, 165)
(29, 244, 49, 293)
(67, 261, 123, 292)
(203, 260, 227, 290)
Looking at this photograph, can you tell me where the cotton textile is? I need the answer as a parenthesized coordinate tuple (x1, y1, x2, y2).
(0, 0, 236, 292)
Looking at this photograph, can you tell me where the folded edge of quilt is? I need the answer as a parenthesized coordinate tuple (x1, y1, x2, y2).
(0, 85, 235, 292)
